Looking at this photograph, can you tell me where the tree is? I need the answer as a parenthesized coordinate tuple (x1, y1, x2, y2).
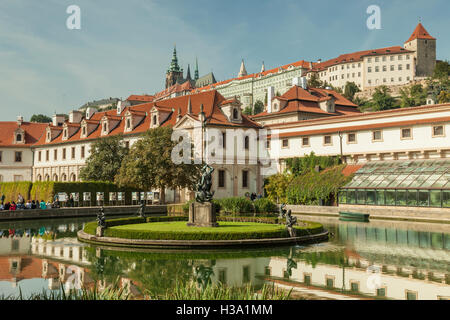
(242, 106, 253, 115)
(307, 73, 323, 88)
(253, 100, 264, 114)
(79, 134, 129, 182)
(343, 82, 360, 102)
(264, 173, 293, 204)
(399, 84, 426, 108)
(437, 90, 450, 103)
(30, 114, 52, 123)
(115, 126, 200, 204)
(371, 86, 396, 111)
(433, 60, 450, 80)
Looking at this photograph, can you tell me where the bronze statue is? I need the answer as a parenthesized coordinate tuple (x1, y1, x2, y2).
(285, 208, 297, 237)
(279, 203, 287, 219)
(97, 206, 106, 228)
(137, 201, 146, 217)
(195, 164, 215, 203)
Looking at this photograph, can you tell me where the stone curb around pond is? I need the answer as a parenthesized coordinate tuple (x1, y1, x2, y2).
(77, 229, 329, 249)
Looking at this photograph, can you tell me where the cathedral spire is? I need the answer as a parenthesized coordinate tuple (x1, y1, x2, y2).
(168, 44, 181, 73)
(194, 57, 199, 80)
(186, 64, 192, 81)
(238, 59, 247, 77)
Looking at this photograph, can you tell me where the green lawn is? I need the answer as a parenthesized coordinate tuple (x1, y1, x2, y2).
(112, 221, 286, 233)
(103, 221, 324, 241)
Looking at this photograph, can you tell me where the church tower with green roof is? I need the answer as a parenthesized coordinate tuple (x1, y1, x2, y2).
(165, 45, 184, 88)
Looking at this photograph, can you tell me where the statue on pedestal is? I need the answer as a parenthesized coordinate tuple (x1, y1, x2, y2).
(137, 201, 146, 218)
(188, 163, 218, 227)
(195, 164, 214, 203)
(96, 206, 106, 237)
(285, 208, 297, 238)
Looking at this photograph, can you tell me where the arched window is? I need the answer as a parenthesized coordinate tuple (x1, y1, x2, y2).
(36, 174, 42, 182)
(70, 173, 76, 182)
(61, 173, 67, 182)
(44, 174, 50, 181)
(53, 174, 58, 182)
(153, 115, 157, 125)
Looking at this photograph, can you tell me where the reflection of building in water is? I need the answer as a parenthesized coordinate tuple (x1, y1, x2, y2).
(0, 236, 32, 255)
(31, 237, 90, 266)
(205, 257, 271, 288)
(262, 224, 450, 300)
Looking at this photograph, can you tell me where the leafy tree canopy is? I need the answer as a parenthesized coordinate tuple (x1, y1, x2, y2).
(30, 114, 52, 123)
(371, 85, 396, 111)
(115, 126, 200, 203)
(343, 82, 360, 102)
(253, 100, 264, 115)
(399, 84, 427, 108)
(79, 134, 129, 182)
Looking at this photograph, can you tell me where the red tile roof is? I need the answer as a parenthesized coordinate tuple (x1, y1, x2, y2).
(309, 46, 413, 72)
(34, 90, 261, 146)
(126, 95, 154, 103)
(0, 122, 47, 147)
(252, 86, 360, 118)
(342, 164, 364, 177)
(405, 23, 435, 43)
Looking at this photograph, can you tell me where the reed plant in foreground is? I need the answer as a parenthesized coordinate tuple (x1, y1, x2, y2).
(145, 282, 292, 300)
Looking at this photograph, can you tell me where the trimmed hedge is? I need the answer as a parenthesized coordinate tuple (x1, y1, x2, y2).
(83, 216, 324, 241)
(0, 182, 33, 203)
(30, 181, 137, 204)
(219, 197, 254, 215)
(83, 216, 187, 235)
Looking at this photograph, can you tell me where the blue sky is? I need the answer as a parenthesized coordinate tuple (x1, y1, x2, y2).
(1, 0, 449, 121)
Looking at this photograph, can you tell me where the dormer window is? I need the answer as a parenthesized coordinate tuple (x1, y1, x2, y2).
(153, 115, 157, 126)
(233, 108, 239, 120)
(82, 126, 86, 136)
(16, 134, 22, 142)
(63, 129, 68, 139)
(46, 132, 51, 142)
(102, 122, 108, 134)
(126, 118, 131, 129)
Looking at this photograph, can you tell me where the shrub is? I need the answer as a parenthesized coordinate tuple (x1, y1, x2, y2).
(285, 152, 341, 176)
(0, 181, 33, 203)
(253, 198, 277, 213)
(264, 173, 293, 204)
(218, 197, 254, 215)
(286, 165, 352, 205)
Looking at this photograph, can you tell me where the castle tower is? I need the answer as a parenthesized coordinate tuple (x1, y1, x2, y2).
(238, 59, 248, 77)
(165, 46, 184, 88)
(404, 22, 436, 77)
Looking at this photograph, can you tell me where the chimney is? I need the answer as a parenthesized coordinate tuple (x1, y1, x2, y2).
(267, 86, 275, 113)
(292, 77, 301, 86)
(116, 100, 130, 115)
(86, 107, 96, 120)
(52, 114, 65, 126)
(300, 77, 308, 90)
(17, 115, 23, 126)
(69, 110, 83, 124)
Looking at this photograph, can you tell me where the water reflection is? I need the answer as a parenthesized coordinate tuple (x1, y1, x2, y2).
(0, 217, 448, 300)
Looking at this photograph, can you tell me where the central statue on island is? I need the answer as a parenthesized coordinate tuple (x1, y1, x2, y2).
(187, 163, 219, 228)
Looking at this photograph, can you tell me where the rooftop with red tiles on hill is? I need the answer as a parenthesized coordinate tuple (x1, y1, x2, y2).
(252, 85, 360, 118)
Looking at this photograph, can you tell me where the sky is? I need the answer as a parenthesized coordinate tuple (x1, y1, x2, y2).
(0, 0, 449, 121)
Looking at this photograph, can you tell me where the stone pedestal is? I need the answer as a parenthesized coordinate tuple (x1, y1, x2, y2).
(96, 226, 104, 237)
(187, 202, 218, 227)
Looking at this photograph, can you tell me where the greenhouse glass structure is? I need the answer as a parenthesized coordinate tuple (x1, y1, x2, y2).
(339, 160, 450, 208)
